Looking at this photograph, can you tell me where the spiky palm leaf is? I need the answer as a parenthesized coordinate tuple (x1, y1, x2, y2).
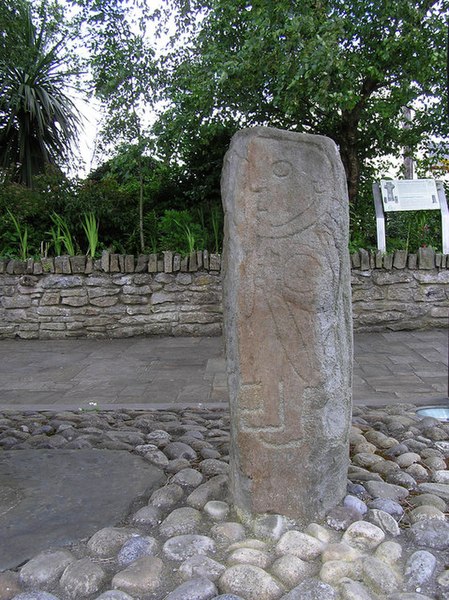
(0, 2, 80, 187)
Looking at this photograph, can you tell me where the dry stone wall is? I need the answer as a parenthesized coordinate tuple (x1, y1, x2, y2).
(1, 247, 449, 338)
(351, 247, 449, 331)
(0, 251, 222, 339)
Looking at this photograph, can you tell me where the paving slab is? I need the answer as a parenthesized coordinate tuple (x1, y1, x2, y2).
(0, 331, 448, 409)
(0, 449, 165, 570)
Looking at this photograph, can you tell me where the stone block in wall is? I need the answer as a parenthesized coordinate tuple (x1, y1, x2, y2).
(196, 251, 203, 270)
(1, 295, 32, 309)
(19, 275, 37, 288)
(193, 273, 216, 286)
(173, 254, 181, 272)
(151, 291, 182, 305)
(124, 304, 153, 315)
(176, 273, 192, 285)
(41, 258, 55, 273)
(359, 249, 370, 271)
(85, 275, 111, 287)
(383, 254, 393, 269)
(55, 256, 72, 274)
(372, 270, 413, 287)
(61, 295, 89, 307)
(101, 251, 110, 272)
(157, 258, 164, 271)
(418, 247, 435, 269)
(87, 287, 120, 299)
(123, 284, 152, 295)
(413, 270, 449, 284)
(179, 311, 221, 324)
(85, 257, 94, 274)
(350, 252, 361, 268)
(121, 295, 148, 305)
(33, 261, 43, 275)
(180, 256, 189, 271)
(435, 253, 443, 268)
(148, 254, 158, 273)
(393, 250, 407, 269)
(431, 306, 449, 318)
(41, 275, 82, 288)
(209, 254, 221, 271)
(89, 295, 119, 307)
(443, 255, 449, 268)
(143, 323, 173, 335)
(125, 255, 135, 273)
(189, 252, 198, 272)
(203, 250, 209, 270)
(408, 254, 417, 269)
(40, 323, 66, 331)
(110, 254, 121, 272)
(135, 254, 149, 273)
(54, 257, 63, 274)
(112, 274, 133, 286)
(163, 251, 173, 273)
(133, 274, 152, 285)
(40, 292, 61, 305)
(413, 285, 446, 302)
(0, 260, 6, 274)
(26, 258, 34, 274)
(154, 273, 175, 284)
(70, 256, 86, 273)
(6, 260, 26, 274)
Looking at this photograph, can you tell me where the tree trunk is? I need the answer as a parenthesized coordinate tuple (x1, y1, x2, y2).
(337, 113, 360, 207)
(139, 167, 145, 252)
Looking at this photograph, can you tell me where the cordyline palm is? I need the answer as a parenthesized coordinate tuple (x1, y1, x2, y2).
(0, 3, 80, 187)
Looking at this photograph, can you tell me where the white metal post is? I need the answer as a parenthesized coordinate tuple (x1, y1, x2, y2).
(372, 183, 386, 253)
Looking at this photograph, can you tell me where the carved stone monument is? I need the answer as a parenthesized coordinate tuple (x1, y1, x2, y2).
(221, 127, 353, 525)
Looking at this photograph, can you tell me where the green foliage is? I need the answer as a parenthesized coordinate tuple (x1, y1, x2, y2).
(6, 209, 28, 260)
(81, 212, 99, 257)
(157, 0, 448, 210)
(386, 210, 442, 253)
(158, 210, 206, 255)
(0, 0, 80, 186)
(50, 213, 76, 256)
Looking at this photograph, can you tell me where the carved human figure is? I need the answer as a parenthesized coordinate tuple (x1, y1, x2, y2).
(221, 127, 352, 524)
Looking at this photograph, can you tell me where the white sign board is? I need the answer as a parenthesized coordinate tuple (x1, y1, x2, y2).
(373, 179, 449, 254)
(380, 179, 439, 212)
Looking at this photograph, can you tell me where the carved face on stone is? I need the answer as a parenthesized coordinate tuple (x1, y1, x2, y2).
(246, 136, 330, 237)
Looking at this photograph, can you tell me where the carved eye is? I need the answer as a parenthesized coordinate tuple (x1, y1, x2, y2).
(272, 160, 292, 178)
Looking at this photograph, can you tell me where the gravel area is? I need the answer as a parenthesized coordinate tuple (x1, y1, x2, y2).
(0, 403, 448, 600)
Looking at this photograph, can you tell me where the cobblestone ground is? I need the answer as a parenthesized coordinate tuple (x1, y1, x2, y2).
(0, 404, 448, 600)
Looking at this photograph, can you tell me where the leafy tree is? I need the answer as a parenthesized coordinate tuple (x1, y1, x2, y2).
(0, 0, 80, 187)
(157, 0, 449, 208)
(68, 0, 158, 251)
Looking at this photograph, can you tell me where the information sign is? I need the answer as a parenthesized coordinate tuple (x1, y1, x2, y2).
(373, 179, 449, 254)
(380, 179, 439, 212)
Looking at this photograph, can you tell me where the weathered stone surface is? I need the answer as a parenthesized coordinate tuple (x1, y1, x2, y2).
(282, 578, 337, 599)
(112, 556, 165, 596)
(179, 555, 226, 582)
(59, 558, 106, 598)
(165, 577, 218, 600)
(162, 534, 216, 561)
(19, 550, 75, 587)
(221, 127, 352, 523)
(219, 564, 284, 600)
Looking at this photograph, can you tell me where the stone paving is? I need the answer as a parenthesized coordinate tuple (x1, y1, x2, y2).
(0, 404, 448, 600)
(0, 331, 448, 599)
(0, 330, 448, 410)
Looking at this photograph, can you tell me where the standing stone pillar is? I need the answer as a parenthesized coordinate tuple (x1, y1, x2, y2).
(221, 127, 353, 525)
